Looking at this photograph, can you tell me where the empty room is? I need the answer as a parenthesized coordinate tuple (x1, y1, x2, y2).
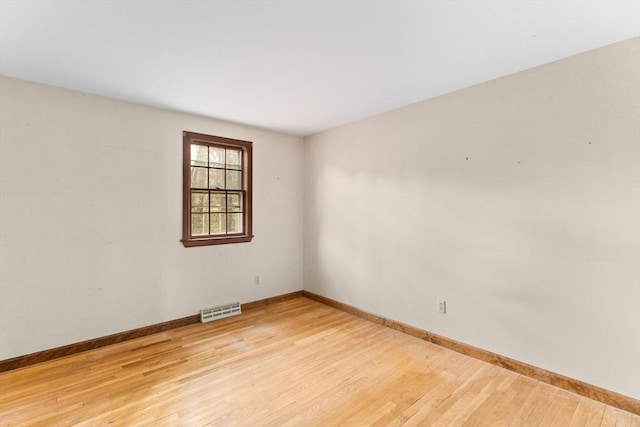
(0, 0, 639, 425)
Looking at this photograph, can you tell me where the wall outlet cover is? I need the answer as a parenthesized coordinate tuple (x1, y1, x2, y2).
(438, 300, 447, 314)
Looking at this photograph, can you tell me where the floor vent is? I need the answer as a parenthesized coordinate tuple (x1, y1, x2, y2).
(200, 302, 241, 323)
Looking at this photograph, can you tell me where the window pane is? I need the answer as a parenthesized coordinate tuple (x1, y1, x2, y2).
(210, 192, 226, 212)
(209, 169, 225, 189)
(226, 149, 242, 170)
(210, 213, 226, 235)
(227, 213, 243, 234)
(191, 191, 209, 213)
(191, 144, 208, 167)
(191, 167, 208, 188)
(226, 170, 241, 190)
(227, 192, 242, 212)
(209, 147, 225, 169)
(191, 214, 209, 236)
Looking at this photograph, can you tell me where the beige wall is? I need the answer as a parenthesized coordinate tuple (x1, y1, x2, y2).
(304, 38, 640, 398)
(0, 76, 304, 359)
(1, 38, 638, 400)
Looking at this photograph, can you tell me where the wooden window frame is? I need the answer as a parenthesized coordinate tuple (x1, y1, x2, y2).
(182, 131, 253, 247)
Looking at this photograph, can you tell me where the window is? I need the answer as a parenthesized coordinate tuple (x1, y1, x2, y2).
(182, 131, 253, 247)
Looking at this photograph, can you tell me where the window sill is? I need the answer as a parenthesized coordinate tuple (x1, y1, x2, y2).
(181, 235, 254, 247)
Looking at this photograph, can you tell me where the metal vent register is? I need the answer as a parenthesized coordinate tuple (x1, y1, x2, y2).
(200, 302, 241, 323)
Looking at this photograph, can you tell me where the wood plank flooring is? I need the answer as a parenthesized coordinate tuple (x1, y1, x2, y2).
(0, 297, 638, 426)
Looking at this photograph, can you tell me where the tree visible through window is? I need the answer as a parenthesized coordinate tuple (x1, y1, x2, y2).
(182, 131, 253, 247)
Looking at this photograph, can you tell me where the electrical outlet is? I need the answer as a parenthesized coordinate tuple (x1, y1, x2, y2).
(438, 300, 447, 314)
(254, 275, 261, 285)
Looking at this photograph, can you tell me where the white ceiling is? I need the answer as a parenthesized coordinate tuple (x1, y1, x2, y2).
(0, 1, 638, 137)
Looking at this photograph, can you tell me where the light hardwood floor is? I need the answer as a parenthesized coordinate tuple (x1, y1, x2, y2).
(0, 297, 638, 426)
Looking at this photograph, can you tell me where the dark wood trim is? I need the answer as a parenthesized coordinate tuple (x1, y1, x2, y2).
(181, 235, 253, 247)
(302, 291, 640, 415)
(0, 290, 303, 373)
(242, 290, 303, 311)
(181, 131, 253, 247)
(0, 314, 200, 373)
